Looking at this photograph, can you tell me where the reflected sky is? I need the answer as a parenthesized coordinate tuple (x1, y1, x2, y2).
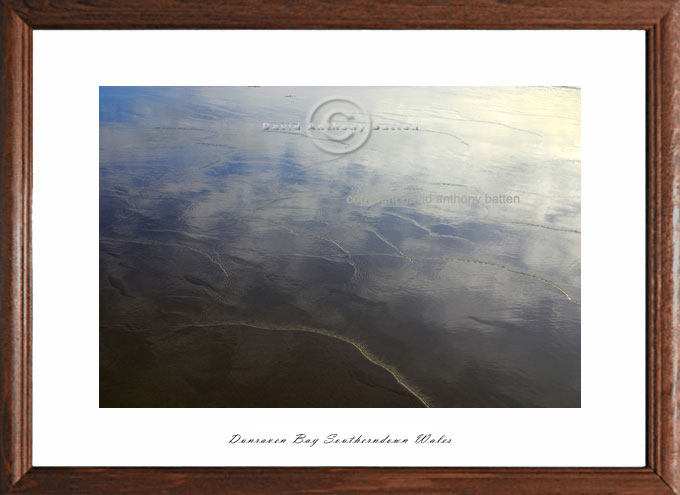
(100, 87, 580, 408)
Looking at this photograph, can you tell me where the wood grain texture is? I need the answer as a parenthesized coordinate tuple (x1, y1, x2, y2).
(659, 0, 680, 492)
(1, 0, 677, 29)
(7, 468, 676, 495)
(649, 19, 664, 476)
(0, 2, 31, 492)
(0, 0, 679, 494)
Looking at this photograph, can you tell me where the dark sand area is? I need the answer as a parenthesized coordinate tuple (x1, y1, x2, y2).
(100, 323, 425, 407)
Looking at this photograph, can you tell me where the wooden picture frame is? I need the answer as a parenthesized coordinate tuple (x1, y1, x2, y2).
(1, 1, 678, 493)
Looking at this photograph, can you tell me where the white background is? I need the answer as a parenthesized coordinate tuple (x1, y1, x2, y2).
(33, 30, 646, 467)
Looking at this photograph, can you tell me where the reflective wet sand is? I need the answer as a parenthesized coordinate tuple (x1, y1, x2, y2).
(100, 87, 580, 407)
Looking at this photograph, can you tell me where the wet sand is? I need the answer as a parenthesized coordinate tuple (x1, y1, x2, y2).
(100, 86, 581, 408)
(100, 323, 425, 407)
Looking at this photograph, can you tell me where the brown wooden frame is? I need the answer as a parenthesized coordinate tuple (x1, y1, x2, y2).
(1, 0, 678, 493)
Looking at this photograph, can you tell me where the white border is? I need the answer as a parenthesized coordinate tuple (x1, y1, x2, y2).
(33, 30, 645, 467)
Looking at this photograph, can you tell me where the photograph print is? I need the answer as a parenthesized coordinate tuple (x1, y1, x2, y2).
(99, 86, 581, 408)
